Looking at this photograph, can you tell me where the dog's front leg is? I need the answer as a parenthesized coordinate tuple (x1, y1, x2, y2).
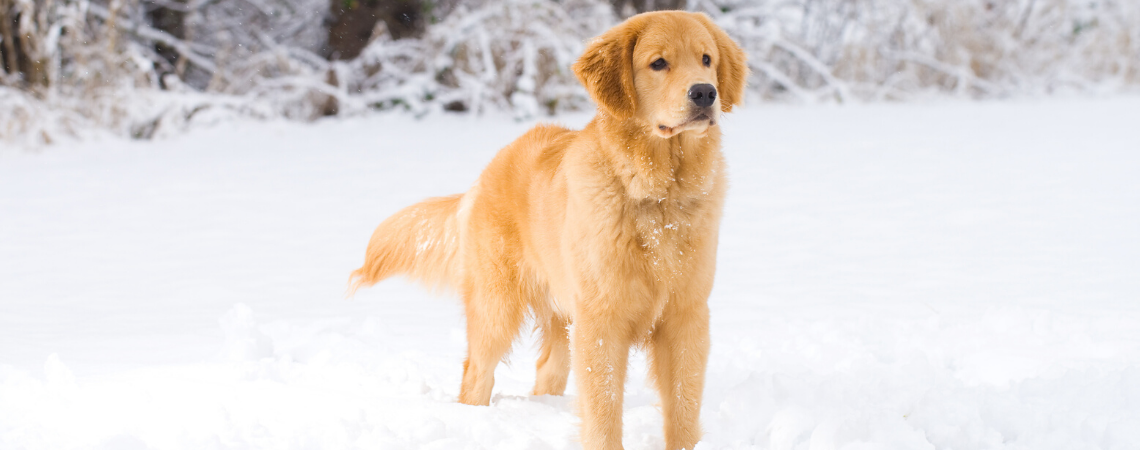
(573, 311, 632, 450)
(650, 299, 710, 450)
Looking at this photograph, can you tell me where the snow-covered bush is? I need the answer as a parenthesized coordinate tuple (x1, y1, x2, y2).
(0, 0, 327, 145)
(154, 0, 614, 121)
(327, 0, 613, 119)
(697, 0, 1140, 101)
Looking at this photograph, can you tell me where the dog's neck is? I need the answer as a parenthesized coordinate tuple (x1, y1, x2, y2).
(591, 113, 723, 202)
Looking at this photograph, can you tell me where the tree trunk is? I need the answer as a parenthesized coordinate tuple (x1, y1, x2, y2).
(144, 0, 186, 87)
(611, 0, 686, 18)
(11, 0, 48, 89)
(324, 0, 424, 61)
(0, 0, 47, 89)
(0, 0, 20, 80)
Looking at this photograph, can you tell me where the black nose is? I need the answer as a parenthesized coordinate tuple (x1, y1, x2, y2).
(688, 84, 717, 108)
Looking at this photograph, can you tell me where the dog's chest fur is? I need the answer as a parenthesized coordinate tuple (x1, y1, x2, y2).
(537, 121, 726, 321)
(609, 131, 724, 282)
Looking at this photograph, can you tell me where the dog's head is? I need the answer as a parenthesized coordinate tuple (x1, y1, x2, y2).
(573, 11, 747, 139)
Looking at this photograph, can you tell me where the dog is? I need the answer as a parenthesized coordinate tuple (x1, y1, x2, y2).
(350, 11, 746, 450)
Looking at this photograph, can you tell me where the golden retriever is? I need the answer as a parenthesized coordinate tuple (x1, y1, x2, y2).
(350, 11, 746, 450)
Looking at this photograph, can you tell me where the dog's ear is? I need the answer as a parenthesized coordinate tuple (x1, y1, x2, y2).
(695, 13, 748, 112)
(573, 21, 641, 119)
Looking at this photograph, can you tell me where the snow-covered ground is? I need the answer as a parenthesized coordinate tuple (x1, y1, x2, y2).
(2, 97, 1139, 450)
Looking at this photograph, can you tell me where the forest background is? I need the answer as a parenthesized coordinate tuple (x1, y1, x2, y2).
(1, 0, 1138, 145)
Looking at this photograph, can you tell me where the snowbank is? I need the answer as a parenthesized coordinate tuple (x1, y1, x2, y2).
(2, 98, 1139, 449)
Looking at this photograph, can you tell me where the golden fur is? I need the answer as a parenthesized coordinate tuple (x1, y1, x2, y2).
(350, 11, 747, 450)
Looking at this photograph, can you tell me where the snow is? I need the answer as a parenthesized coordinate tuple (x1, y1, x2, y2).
(2, 97, 1140, 449)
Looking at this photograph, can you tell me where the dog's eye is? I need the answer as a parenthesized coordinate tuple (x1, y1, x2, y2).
(702, 54, 711, 67)
(650, 58, 667, 71)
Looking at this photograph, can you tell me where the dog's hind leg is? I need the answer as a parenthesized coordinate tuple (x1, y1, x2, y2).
(457, 276, 526, 406)
(533, 314, 571, 396)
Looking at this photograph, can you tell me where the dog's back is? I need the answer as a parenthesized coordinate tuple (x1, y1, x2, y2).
(348, 124, 577, 297)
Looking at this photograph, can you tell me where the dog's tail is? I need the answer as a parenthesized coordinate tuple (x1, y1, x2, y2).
(348, 194, 464, 296)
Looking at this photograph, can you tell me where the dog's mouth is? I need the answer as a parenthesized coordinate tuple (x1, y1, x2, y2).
(656, 111, 716, 137)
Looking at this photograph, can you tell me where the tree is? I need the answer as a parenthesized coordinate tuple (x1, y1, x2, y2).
(0, 0, 20, 83)
(0, 0, 47, 89)
(610, 0, 685, 17)
(144, 0, 188, 86)
(325, 0, 426, 61)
